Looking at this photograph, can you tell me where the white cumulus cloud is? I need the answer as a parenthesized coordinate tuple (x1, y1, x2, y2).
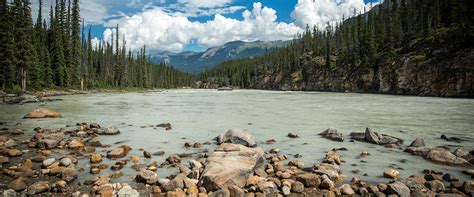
(102, 2, 302, 52)
(291, 0, 372, 29)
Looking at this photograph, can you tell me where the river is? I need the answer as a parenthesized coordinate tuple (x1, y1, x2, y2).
(1, 89, 473, 186)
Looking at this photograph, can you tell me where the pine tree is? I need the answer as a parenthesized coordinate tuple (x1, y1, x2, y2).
(0, 0, 16, 90)
(71, 0, 81, 88)
(12, 0, 38, 92)
(51, 1, 66, 87)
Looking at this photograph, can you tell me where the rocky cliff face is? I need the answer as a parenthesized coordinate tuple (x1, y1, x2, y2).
(194, 33, 474, 98)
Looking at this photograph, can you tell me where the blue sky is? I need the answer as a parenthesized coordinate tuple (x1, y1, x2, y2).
(32, 0, 377, 53)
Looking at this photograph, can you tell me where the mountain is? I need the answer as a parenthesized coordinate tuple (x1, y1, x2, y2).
(148, 40, 290, 73)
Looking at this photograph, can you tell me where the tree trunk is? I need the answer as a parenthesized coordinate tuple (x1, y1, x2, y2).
(80, 78, 84, 91)
(21, 67, 26, 94)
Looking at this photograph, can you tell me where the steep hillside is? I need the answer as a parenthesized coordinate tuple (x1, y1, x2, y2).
(149, 40, 289, 73)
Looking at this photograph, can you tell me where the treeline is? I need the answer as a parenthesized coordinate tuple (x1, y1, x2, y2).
(198, 0, 473, 88)
(0, 0, 192, 94)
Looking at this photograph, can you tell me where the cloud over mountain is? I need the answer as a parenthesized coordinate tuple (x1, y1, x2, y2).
(291, 0, 372, 29)
(103, 2, 301, 52)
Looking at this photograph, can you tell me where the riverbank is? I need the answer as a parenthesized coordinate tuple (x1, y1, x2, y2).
(0, 88, 167, 104)
(0, 117, 473, 196)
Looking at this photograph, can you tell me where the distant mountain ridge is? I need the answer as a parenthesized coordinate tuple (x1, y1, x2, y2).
(148, 40, 290, 73)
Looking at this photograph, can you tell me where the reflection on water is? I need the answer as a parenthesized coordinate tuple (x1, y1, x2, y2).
(1, 89, 473, 184)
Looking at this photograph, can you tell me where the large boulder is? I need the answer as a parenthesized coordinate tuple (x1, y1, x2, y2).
(319, 128, 344, 142)
(199, 143, 264, 191)
(365, 128, 380, 144)
(215, 129, 257, 147)
(364, 128, 403, 145)
(425, 148, 470, 166)
(386, 181, 410, 197)
(23, 108, 61, 119)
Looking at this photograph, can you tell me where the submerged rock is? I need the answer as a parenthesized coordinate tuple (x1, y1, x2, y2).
(287, 132, 299, 138)
(215, 128, 257, 147)
(23, 108, 61, 119)
(440, 134, 462, 143)
(199, 143, 264, 191)
(319, 128, 344, 142)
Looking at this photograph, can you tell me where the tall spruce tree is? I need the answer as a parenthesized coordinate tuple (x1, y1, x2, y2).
(0, 0, 16, 90)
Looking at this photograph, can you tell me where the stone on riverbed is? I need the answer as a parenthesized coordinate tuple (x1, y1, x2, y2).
(296, 173, 321, 188)
(198, 143, 264, 191)
(0, 155, 9, 164)
(386, 181, 410, 196)
(350, 128, 403, 145)
(215, 128, 257, 147)
(23, 108, 61, 119)
(36, 139, 59, 149)
(405, 146, 431, 156)
(107, 145, 132, 159)
(27, 181, 50, 195)
(42, 158, 55, 167)
(136, 170, 159, 184)
(96, 126, 120, 135)
(409, 138, 426, 147)
(319, 128, 344, 142)
(8, 177, 27, 192)
(383, 169, 400, 179)
(424, 148, 470, 166)
(6, 148, 22, 157)
(117, 186, 140, 197)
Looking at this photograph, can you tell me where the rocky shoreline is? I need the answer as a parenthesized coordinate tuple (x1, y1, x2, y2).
(0, 109, 473, 196)
(0, 89, 167, 105)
